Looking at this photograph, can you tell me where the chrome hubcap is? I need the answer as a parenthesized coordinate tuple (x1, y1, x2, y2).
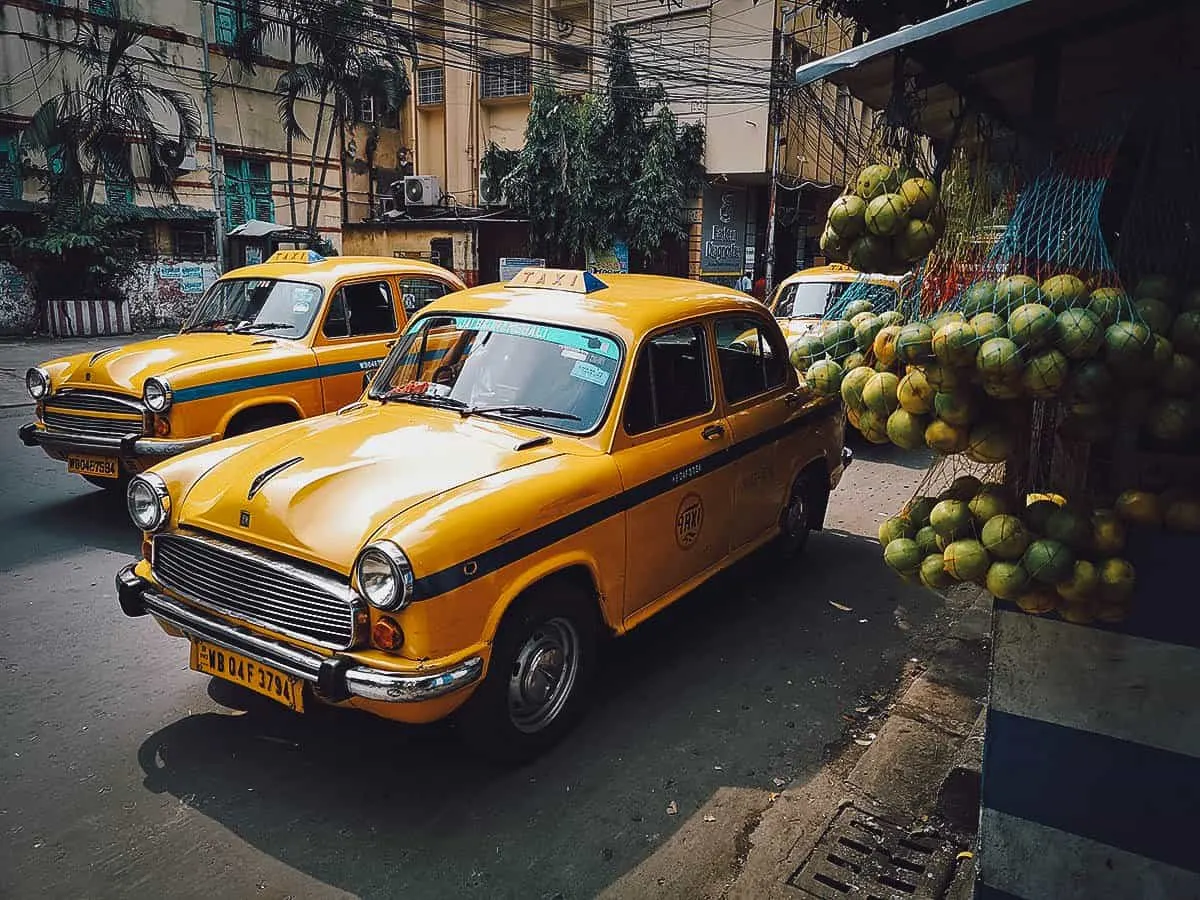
(507, 617, 580, 734)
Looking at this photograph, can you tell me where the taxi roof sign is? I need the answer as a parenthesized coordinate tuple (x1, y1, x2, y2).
(507, 267, 607, 294)
(267, 249, 325, 264)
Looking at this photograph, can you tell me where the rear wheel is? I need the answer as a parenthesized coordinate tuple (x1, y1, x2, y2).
(778, 470, 827, 558)
(225, 408, 296, 438)
(456, 581, 598, 762)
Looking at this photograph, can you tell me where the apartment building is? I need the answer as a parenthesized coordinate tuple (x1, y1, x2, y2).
(341, 0, 609, 285)
(0, 0, 406, 330)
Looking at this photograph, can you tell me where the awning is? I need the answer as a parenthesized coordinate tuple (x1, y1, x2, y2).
(795, 0, 1199, 141)
(226, 219, 294, 239)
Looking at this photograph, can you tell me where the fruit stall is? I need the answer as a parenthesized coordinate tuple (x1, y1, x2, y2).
(793, 0, 1200, 896)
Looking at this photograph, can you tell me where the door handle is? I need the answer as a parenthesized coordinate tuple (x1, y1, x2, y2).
(701, 424, 725, 441)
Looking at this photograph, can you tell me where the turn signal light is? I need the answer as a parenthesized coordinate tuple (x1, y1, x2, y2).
(154, 416, 171, 436)
(371, 616, 404, 651)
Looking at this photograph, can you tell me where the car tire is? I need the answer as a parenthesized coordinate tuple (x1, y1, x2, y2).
(456, 580, 599, 763)
(778, 469, 826, 558)
(225, 409, 295, 438)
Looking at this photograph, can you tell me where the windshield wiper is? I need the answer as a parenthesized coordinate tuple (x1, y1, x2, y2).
(232, 321, 295, 333)
(460, 404, 581, 422)
(378, 388, 468, 409)
(184, 317, 234, 333)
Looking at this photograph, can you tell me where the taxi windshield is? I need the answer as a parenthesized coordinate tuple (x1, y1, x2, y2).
(370, 314, 623, 434)
(183, 279, 324, 337)
(774, 280, 897, 318)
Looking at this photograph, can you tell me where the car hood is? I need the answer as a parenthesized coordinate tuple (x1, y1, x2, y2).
(778, 316, 823, 343)
(50, 333, 295, 397)
(175, 404, 567, 573)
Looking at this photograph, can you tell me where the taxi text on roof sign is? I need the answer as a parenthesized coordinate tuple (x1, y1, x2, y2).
(507, 267, 608, 294)
(267, 249, 325, 264)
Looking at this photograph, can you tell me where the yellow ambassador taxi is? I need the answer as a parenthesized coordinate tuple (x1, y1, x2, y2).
(19, 250, 465, 489)
(769, 264, 907, 343)
(116, 268, 851, 760)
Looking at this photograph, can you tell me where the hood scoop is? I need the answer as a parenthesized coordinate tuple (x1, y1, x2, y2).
(514, 435, 552, 451)
(247, 456, 304, 499)
(89, 346, 122, 365)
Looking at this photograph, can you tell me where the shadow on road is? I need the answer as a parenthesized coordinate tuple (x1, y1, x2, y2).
(1, 486, 140, 570)
(132, 528, 944, 899)
(845, 434, 934, 471)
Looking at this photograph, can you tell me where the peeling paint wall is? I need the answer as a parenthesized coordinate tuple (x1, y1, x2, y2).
(0, 263, 36, 335)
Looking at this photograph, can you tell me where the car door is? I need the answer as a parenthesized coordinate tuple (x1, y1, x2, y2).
(313, 278, 401, 412)
(712, 314, 799, 550)
(614, 323, 735, 621)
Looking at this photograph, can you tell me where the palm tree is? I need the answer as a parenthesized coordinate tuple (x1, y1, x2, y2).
(22, 12, 201, 207)
(275, 0, 415, 234)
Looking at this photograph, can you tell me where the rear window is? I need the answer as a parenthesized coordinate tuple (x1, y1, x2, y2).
(774, 280, 897, 318)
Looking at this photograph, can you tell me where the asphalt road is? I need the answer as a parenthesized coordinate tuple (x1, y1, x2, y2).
(0, 411, 953, 900)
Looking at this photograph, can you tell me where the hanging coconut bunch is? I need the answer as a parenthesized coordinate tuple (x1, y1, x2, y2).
(820, 164, 945, 276)
(880, 477, 1139, 624)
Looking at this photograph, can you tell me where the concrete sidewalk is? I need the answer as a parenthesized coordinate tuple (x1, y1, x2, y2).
(601, 586, 992, 900)
(0, 333, 145, 409)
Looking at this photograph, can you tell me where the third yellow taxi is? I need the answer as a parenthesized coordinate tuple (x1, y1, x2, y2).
(769, 264, 908, 342)
(19, 250, 464, 489)
(116, 267, 851, 760)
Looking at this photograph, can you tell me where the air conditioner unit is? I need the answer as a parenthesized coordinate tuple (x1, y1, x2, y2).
(160, 138, 198, 173)
(478, 171, 507, 207)
(404, 174, 442, 207)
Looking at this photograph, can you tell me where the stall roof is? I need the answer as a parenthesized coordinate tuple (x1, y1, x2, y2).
(795, 0, 1199, 141)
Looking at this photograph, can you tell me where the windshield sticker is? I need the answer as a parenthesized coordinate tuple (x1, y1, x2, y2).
(560, 348, 586, 361)
(570, 360, 611, 386)
(292, 301, 311, 314)
(408, 315, 619, 360)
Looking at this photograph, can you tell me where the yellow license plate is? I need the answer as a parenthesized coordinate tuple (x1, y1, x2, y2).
(68, 454, 119, 479)
(190, 639, 305, 712)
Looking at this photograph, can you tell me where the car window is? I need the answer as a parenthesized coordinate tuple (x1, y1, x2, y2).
(372, 314, 622, 434)
(400, 277, 452, 315)
(184, 279, 323, 338)
(713, 316, 789, 404)
(623, 325, 713, 436)
(323, 281, 397, 338)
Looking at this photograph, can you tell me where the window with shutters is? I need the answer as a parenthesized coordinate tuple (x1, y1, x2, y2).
(103, 144, 135, 207)
(481, 55, 531, 99)
(0, 133, 20, 200)
(89, 0, 116, 15)
(224, 156, 273, 227)
(214, 0, 260, 50)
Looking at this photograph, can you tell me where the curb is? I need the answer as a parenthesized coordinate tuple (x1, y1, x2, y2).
(725, 590, 992, 900)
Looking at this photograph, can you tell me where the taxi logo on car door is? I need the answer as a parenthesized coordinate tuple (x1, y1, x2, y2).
(675, 493, 704, 549)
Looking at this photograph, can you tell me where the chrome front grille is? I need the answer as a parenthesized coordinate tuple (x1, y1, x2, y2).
(42, 410, 143, 438)
(43, 391, 145, 439)
(152, 531, 361, 650)
(46, 390, 143, 415)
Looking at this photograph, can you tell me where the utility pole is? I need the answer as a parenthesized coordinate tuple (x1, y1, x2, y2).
(199, 0, 227, 275)
(764, 6, 794, 298)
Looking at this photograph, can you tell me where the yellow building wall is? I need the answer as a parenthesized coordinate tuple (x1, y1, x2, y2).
(342, 226, 477, 287)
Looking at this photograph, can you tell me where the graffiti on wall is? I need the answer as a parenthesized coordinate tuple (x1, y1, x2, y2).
(0, 263, 36, 335)
(125, 260, 218, 330)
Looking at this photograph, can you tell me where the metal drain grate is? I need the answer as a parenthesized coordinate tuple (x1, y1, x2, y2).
(787, 806, 956, 899)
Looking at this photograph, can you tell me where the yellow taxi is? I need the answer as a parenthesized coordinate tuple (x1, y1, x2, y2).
(769, 264, 907, 343)
(116, 268, 851, 760)
(19, 250, 464, 489)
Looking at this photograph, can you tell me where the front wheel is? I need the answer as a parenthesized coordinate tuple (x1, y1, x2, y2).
(778, 470, 827, 558)
(456, 582, 598, 762)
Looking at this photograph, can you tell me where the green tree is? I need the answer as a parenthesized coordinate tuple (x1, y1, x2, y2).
(274, 0, 415, 234)
(12, 11, 201, 309)
(491, 25, 705, 270)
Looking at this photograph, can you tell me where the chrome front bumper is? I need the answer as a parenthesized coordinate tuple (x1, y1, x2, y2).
(19, 422, 215, 458)
(116, 565, 484, 704)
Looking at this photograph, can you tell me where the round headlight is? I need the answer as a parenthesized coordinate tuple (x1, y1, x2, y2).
(26, 367, 50, 400)
(353, 541, 414, 610)
(143, 377, 172, 412)
(127, 474, 170, 532)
